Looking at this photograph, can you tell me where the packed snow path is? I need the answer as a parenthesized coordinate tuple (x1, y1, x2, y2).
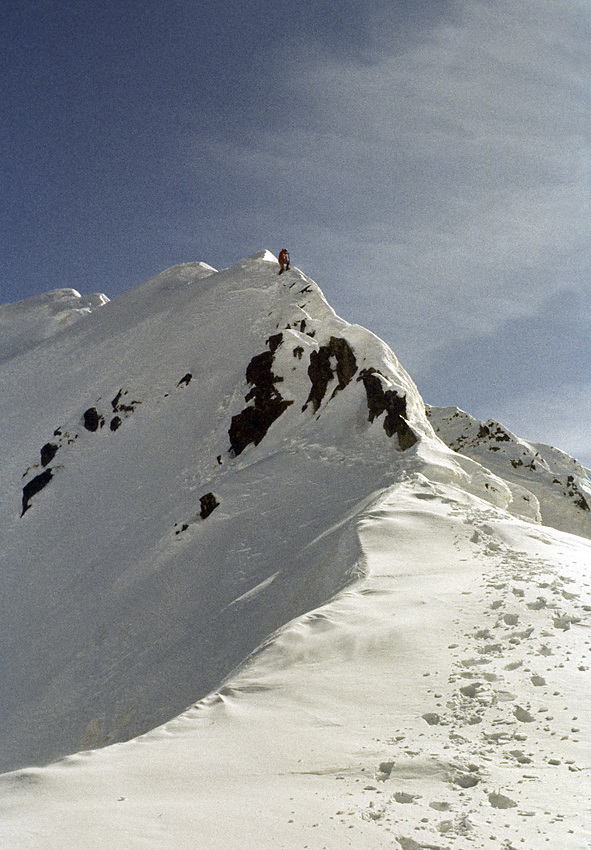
(2, 479, 590, 849)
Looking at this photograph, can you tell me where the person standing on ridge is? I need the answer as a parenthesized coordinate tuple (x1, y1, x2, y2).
(278, 248, 290, 274)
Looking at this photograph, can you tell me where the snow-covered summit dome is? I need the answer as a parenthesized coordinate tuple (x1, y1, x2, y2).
(0, 287, 109, 362)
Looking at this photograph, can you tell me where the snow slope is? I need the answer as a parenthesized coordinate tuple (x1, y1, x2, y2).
(0, 288, 109, 363)
(0, 250, 462, 772)
(3, 479, 590, 850)
(1, 253, 590, 848)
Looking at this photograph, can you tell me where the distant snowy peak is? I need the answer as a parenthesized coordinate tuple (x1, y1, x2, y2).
(0, 287, 109, 362)
(427, 405, 591, 539)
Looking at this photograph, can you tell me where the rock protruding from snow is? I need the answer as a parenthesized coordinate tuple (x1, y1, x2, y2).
(2, 251, 439, 772)
(358, 368, 417, 449)
(304, 336, 358, 412)
(229, 333, 294, 456)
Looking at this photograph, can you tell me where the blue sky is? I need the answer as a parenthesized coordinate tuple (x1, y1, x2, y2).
(2, 0, 591, 465)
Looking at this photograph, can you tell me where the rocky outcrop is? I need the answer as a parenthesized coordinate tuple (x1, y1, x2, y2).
(229, 334, 293, 456)
(427, 405, 591, 535)
(304, 336, 357, 413)
(111, 389, 141, 416)
(21, 469, 53, 516)
(19, 375, 186, 517)
(563, 475, 590, 512)
(358, 368, 417, 449)
(229, 331, 419, 456)
(83, 407, 103, 432)
(40, 442, 58, 467)
(177, 373, 192, 388)
(199, 492, 219, 519)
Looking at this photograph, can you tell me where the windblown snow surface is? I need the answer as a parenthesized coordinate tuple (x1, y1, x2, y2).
(1, 252, 590, 849)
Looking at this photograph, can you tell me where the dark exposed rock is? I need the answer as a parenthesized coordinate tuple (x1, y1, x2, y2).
(474, 421, 511, 444)
(245, 351, 280, 398)
(266, 333, 283, 354)
(329, 337, 357, 390)
(110, 416, 122, 432)
(111, 389, 141, 413)
(21, 468, 53, 516)
(177, 373, 192, 387)
(565, 476, 590, 511)
(230, 401, 291, 456)
(40, 442, 59, 467)
(304, 336, 358, 413)
(358, 368, 417, 450)
(293, 346, 304, 359)
(199, 492, 219, 519)
(229, 334, 293, 456)
(83, 407, 103, 432)
(305, 347, 333, 413)
(111, 389, 124, 411)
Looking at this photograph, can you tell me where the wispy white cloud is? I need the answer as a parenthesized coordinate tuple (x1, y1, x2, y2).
(194, 0, 590, 359)
(179, 0, 591, 463)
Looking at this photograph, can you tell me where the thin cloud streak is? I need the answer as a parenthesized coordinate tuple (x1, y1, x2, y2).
(195, 0, 590, 345)
(495, 382, 591, 469)
(182, 0, 591, 461)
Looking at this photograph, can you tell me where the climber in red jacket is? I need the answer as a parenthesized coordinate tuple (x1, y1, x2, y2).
(278, 248, 290, 275)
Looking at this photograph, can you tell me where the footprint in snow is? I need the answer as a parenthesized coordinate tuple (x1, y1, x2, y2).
(488, 791, 517, 809)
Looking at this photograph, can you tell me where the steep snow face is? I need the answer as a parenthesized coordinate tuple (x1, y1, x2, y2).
(0, 288, 109, 362)
(428, 406, 591, 539)
(1, 251, 457, 772)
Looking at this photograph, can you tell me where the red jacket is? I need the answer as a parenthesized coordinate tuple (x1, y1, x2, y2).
(278, 249, 289, 264)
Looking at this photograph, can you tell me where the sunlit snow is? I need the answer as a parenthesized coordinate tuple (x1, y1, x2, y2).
(1, 253, 590, 849)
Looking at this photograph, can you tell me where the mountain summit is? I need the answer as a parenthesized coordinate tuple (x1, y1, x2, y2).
(2, 253, 591, 849)
(1, 250, 438, 771)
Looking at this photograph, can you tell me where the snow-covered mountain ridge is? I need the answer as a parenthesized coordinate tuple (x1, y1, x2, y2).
(427, 405, 591, 540)
(1, 250, 459, 773)
(2, 252, 590, 849)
